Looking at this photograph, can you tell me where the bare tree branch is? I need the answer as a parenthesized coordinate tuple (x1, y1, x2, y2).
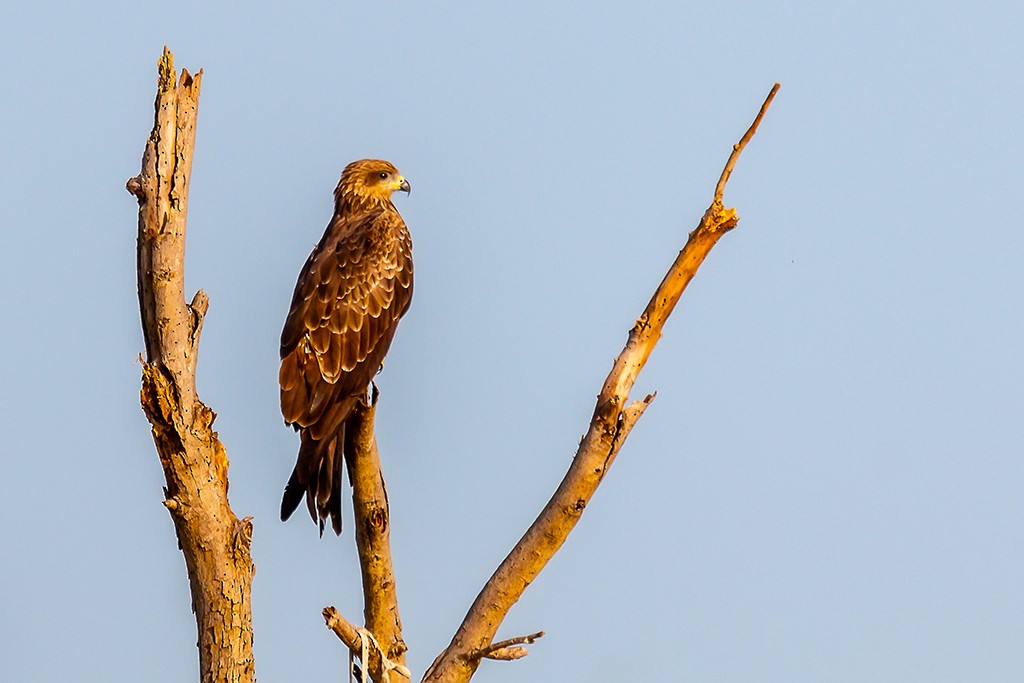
(423, 84, 780, 683)
(340, 387, 409, 679)
(128, 46, 255, 683)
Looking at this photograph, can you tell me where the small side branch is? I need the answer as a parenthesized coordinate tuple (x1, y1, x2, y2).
(423, 84, 779, 683)
(325, 607, 364, 652)
(130, 47, 254, 683)
(324, 607, 411, 682)
(470, 631, 545, 661)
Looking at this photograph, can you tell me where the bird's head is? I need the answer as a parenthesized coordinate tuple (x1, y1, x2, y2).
(334, 159, 410, 212)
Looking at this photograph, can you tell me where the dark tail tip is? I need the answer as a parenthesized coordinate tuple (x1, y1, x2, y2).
(281, 432, 346, 536)
(280, 468, 305, 522)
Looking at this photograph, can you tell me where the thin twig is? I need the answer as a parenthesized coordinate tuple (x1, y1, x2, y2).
(714, 83, 780, 201)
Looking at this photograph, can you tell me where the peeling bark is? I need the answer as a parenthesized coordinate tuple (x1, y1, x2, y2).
(130, 47, 255, 683)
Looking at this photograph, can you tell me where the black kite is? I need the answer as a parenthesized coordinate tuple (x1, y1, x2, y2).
(279, 159, 413, 535)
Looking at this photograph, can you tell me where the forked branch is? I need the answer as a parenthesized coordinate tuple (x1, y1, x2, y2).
(423, 84, 780, 683)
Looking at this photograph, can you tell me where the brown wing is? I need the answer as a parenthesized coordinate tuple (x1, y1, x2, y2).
(279, 207, 413, 436)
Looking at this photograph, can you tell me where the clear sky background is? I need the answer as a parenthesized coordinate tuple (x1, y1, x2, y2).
(2, 2, 1022, 681)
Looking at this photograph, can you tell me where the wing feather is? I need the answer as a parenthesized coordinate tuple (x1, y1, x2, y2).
(309, 325, 330, 354)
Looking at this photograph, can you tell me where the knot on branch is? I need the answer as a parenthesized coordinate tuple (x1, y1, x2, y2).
(126, 175, 145, 200)
(703, 200, 739, 234)
(363, 504, 389, 534)
(632, 312, 650, 334)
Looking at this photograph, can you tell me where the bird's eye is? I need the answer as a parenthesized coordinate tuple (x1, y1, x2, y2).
(378, 171, 389, 180)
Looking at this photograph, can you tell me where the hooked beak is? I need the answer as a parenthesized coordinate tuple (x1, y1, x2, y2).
(398, 177, 411, 195)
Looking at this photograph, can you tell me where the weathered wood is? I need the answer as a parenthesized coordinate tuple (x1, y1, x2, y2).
(129, 47, 255, 683)
(423, 84, 780, 683)
(348, 392, 408, 678)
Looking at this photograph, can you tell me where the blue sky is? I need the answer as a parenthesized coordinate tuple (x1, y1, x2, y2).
(2, 2, 1022, 681)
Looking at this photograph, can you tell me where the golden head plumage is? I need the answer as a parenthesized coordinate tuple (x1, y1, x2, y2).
(334, 159, 411, 214)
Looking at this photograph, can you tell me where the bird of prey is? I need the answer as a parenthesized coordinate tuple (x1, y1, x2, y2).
(279, 159, 413, 535)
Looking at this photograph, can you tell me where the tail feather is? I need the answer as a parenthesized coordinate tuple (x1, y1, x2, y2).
(280, 424, 349, 536)
(329, 459, 343, 536)
(280, 468, 305, 522)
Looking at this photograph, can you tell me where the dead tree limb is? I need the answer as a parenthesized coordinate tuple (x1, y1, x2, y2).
(318, 403, 410, 683)
(423, 83, 780, 683)
(128, 47, 255, 683)
(335, 389, 409, 680)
